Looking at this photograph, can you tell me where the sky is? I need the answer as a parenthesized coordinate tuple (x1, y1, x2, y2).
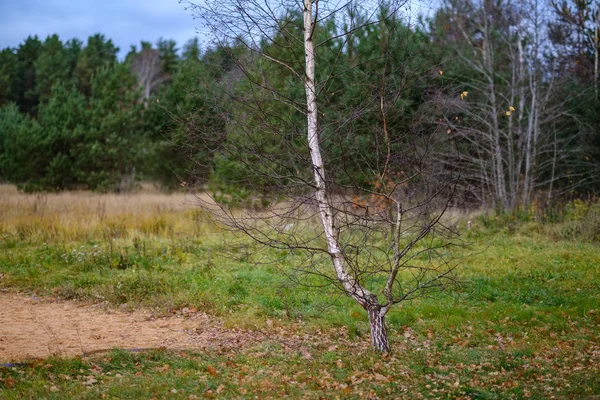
(0, 0, 439, 57)
(0, 0, 204, 57)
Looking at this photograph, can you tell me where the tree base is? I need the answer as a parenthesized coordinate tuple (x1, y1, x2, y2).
(367, 307, 390, 353)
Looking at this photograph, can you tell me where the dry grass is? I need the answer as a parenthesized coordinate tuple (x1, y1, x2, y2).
(0, 184, 216, 242)
(0, 183, 487, 245)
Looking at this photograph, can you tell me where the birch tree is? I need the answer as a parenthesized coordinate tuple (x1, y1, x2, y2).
(131, 44, 170, 105)
(433, 0, 578, 212)
(183, 0, 462, 352)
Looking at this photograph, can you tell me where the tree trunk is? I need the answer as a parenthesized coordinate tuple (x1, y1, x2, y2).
(302, 2, 388, 354)
(482, 24, 508, 212)
(595, 7, 599, 93)
(367, 306, 390, 353)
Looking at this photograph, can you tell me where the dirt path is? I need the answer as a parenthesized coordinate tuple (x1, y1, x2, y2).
(0, 292, 260, 361)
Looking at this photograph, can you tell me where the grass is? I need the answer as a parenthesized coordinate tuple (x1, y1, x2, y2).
(0, 184, 599, 398)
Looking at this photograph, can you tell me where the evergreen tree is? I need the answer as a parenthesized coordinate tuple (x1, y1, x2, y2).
(0, 104, 41, 184)
(64, 38, 82, 77)
(142, 42, 226, 188)
(182, 38, 201, 61)
(74, 34, 118, 97)
(34, 82, 89, 190)
(0, 48, 17, 107)
(79, 63, 144, 191)
(35, 34, 70, 102)
(157, 38, 179, 75)
(12, 36, 42, 115)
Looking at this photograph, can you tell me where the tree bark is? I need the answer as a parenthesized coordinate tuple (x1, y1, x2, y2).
(367, 306, 390, 353)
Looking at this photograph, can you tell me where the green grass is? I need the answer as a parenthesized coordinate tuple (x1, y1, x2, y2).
(1, 198, 600, 398)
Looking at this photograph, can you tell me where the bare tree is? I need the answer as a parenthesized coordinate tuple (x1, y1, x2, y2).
(550, 0, 600, 88)
(131, 45, 170, 105)
(183, 0, 462, 352)
(435, 0, 583, 212)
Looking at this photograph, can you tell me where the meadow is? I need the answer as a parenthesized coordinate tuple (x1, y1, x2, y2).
(0, 184, 599, 399)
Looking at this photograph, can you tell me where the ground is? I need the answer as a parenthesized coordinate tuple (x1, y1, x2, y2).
(1, 186, 599, 398)
(0, 291, 260, 361)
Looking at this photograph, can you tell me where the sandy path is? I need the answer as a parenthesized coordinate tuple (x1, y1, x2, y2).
(0, 292, 259, 361)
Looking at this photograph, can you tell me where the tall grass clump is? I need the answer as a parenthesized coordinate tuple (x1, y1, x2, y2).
(476, 197, 600, 242)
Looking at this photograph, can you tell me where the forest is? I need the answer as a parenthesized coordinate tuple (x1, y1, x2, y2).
(0, 0, 598, 213)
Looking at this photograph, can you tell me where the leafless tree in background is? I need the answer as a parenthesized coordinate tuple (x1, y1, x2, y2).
(132, 47, 170, 105)
(182, 0, 464, 353)
(437, 0, 583, 212)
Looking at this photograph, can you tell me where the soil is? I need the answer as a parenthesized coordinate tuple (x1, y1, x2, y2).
(0, 292, 262, 361)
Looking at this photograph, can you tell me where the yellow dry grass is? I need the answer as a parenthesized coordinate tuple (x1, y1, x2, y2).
(0, 184, 216, 242)
(0, 183, 480, 243)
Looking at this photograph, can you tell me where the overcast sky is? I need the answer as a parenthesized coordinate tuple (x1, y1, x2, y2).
(0, 0, 438, 57)
(0, 0, 203, 57)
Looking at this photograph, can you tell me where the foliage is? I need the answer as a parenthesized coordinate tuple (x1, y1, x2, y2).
(0, 104, 43, 187)
(11, 36, 42, 116)
(35, 35, 71, 102)
(0, 63, 143, 191)
(0, 33, 237, 190)
(73, 34, 118, 98)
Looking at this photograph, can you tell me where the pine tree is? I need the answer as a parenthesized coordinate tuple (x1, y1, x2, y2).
(35, 34, 70, 102)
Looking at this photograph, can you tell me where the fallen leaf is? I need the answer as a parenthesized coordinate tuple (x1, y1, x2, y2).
(155, 364, 171, 372)
(374, 373, 388, 382)
(84, 376, 98, 385)
(300, 347, 313, 360)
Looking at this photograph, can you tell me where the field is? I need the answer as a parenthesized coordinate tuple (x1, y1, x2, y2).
(0, 184, 599, 399)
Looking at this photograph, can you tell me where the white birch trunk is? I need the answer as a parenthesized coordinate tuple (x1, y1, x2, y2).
(302, 0, 388, 352)
(482, 26, 508, 211)
(594, 6, 599, 92)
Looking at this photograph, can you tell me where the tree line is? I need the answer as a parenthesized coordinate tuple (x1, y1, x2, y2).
(0, 0, 598, 214)
(0, 34, 225, 191)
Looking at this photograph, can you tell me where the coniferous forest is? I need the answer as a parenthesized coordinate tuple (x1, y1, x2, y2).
(0, 0, 599, 213)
